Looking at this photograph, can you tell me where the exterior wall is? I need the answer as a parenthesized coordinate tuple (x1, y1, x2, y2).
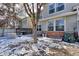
(41, 21, 48, 31)
(22, 17, 32, 28)
(38, 3, 79, 37)
(39, 17, 65, 31)
(66, 14, 77, 32)
(41, 4, 49, 19)
(41, 3, 79, 19)
(39, 17, 65, 37)
(39, 14, 77, 37)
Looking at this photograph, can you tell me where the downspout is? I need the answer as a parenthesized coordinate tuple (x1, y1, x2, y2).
(77, 7, 79, 37)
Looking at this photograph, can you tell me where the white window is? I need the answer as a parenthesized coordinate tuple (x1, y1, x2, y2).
(48, 3, 64, 14)
(56, 3, 64, 12)
(48, 20, 54, 31)
(56, 19, 64, 31)
(49, 3, 55, 14)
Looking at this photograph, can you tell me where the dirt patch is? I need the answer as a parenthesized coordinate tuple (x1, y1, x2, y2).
(48, 48, 71, 56)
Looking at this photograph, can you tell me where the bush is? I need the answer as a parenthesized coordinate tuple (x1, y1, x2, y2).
(63, 32, 75, 43)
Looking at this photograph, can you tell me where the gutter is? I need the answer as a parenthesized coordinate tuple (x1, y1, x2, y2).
(39, 11, 77, 22)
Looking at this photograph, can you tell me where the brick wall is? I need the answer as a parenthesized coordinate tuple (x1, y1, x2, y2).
(47, 31, 64, 38)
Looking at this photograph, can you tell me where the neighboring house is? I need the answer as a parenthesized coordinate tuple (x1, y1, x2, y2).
(14, 5, 33, 35)
(37, 3, 79, 38)
(15, 17, 32, 35)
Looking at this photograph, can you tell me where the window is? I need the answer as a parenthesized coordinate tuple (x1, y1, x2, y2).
(37, 25, 41, 31)
(56, 19, 64, 31)
(56, 3, 64, 12)
(48, 21, 54, 31)
(48, 3, 64, 14)
(49, 3, 55, 14)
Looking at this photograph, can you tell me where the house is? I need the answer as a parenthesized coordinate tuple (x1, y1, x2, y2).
(1, 3, 79, 37)
(36, 3, 79, 38)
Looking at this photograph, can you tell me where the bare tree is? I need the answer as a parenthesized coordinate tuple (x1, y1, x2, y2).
(0, 4, 8, 36)
(23, 3, 45, 43)
(0, 3, 21, 36)
(3, 3, 16, 28)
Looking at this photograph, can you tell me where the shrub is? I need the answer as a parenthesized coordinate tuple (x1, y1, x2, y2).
(63, 32, 75, 43)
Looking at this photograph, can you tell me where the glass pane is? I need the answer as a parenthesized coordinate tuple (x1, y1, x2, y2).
(58, 3, 64, 6)
(37, 25, 41, 31)
(56, 26, 64, 31)
(56, 5, 64, 11)
(48, 22, 54, 31)
(56, 19, 64, 26)
(56, 19, 64, 31)
(49, 3, 55, 9)
(49, 9, 55, 14)
(48, 27, 54, 31)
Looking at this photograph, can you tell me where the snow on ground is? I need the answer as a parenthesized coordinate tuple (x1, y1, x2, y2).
(0, 35, 33, 56)
(0, 35, 79, 56)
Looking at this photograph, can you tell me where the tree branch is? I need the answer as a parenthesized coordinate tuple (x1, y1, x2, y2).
(26, 3, 33, 15)
(37, 3, 45, 19)
(23, 3, 31, 17)
(38, 3, 44, 13)
(32, 3, 35, 19)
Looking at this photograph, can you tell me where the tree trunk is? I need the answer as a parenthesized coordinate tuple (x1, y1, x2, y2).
(12, 20, 15, 28)
(32, 25, 38, 43)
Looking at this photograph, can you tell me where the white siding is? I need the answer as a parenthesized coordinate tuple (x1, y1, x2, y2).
(66, 14, 77, 32)
(41, 21, 48, 31)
